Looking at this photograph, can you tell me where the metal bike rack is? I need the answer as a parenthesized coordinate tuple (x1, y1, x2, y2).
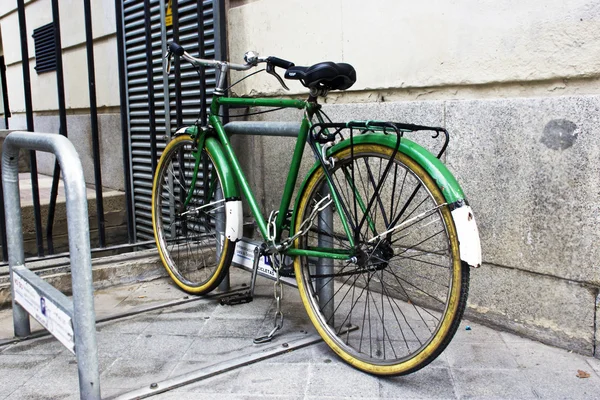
(3, 132, 101, 400)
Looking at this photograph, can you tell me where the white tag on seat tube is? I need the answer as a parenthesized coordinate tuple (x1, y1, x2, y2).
(225, 200, 243, 242)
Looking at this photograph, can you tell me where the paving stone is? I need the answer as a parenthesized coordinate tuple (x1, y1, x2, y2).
(100, 357, 179, 391)
(0, 354, 57, 398)
(505, 340, 594, 371)
(168, 361, 241, 384)
(95, 332, 137, 357)
(450, 322, 504, 344)
(182, 336, 261, 363)
(445, 342, 518, 370)
(96, 312, 159, 334)
(229, 363, 310, 397)
(212, 295, 274, 319)
(143, 311, 208, 336)
(451, 369, 537, 399)
(305, 363, 380, 398)
(119, 333, 195, 361)
(379, 367, 457, 399)
(525, 368, 600, 399)
(587, 357, 600, 376)
(2, 336, 67, 356)
(199, 317, 266, 338)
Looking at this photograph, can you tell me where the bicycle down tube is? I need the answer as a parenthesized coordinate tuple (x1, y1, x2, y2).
(208, 96, 354, 261)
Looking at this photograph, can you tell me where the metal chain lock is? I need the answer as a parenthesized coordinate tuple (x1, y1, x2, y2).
(253, 253, 284, 344)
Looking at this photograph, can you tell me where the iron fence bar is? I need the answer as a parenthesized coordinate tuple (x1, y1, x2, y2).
(143, 0, 158, 174)
(159, 0, 172, 142)
(0, 56, 10, 127)
(17, 0, 44, 258)
(196, 1, 207, 126)
(172, 0, 183, 130)
(114, 0, 135, 244)
(3, 131, 101, 400)
(83, 0, 106, 248)
(47, 0, 69, 254)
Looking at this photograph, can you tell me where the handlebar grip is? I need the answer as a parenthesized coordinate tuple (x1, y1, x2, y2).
(169, 42, 185, 57)
(267, 56, 294, 70)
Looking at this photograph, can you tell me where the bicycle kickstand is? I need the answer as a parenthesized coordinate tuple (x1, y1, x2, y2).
(219, 245, 263, 306)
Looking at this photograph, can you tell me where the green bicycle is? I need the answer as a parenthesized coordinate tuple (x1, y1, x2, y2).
(152, 42, 482, 376)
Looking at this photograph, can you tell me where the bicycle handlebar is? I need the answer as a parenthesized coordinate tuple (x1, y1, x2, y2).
(165, 41, 294, 91)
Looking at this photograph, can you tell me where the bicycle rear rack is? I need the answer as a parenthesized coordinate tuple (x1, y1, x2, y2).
(309, 120, 450, 159)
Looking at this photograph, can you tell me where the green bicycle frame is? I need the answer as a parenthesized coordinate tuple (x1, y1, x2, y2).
(206, 96, 353, 261)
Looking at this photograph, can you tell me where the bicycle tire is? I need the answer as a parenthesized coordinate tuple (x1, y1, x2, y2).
(294, 143, 469, 375)
(152, 134, 234, 294)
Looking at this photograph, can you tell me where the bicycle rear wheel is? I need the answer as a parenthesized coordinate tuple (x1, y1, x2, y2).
(152, 134, 234, 294)
(294, 143, 468, 375)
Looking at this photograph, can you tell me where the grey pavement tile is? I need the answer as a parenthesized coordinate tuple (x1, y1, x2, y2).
(5, 388, 77, 400)
(587, 357, 600, 376)
(119, 333, 195, 361)
(168, 360, 241, 381)
(212, 295, 274, 319)
(2, 336, 67, 356)
(499, 331, 541, 344)
(96, 332, 138, 357)
(305, 398, 377, 400)
(450, 323, 504, 344)
(14, 354, 115, 397)
(445, 342, 519, 370)
(142, 312, 208, 336)
(169, 366, 240, 392)
(96, 312, 159, 334)
(0, 354, 58, 398)
(261, 345, 314, 365)
(505, 340, 594, 371)
(158, 299, 216, 316)
(199, 317, 266, 338)
(100, 358, 179, 391)
(524, 368, 600, 399)
(229, 363, 310, 397)
(451, 369, 537, 400)
(182, 336, 259, 362)
(305, 363, 380, 398)
(379, 367, 457, 399)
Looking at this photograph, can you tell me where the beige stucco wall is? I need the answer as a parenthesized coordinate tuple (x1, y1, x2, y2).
(0, 0, 119, 113)
(228, 0, 600, 97)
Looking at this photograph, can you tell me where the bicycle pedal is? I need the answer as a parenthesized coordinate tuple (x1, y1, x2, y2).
(220, 291, 253, 306)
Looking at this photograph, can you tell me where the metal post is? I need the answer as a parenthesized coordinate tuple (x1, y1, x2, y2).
(216, 185, 229, 291)
(3, 132, 101, 400)
(317, 184, 334, 323)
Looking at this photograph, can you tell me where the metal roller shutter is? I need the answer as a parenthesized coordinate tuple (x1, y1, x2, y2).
(122, 0, 219, 241)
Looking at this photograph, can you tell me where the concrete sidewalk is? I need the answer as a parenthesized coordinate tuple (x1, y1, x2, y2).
(0, 268, 599, 399)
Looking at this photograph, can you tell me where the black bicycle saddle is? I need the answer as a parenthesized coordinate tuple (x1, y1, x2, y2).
(284, 62, 356, 91)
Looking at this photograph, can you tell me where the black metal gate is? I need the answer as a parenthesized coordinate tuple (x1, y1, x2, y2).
(0, 1, 226, 264)
(119, 0, 226, 242)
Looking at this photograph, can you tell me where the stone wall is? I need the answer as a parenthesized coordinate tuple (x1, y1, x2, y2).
(226, 0, 600, 357)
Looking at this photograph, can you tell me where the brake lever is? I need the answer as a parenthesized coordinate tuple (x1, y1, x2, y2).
(266, 63, 289, 91)
(164, 51, 173, 74)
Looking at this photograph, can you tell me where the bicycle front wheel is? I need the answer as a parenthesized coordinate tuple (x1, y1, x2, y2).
(152, 134, 234, 294)
(294, 143, 469, 375)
